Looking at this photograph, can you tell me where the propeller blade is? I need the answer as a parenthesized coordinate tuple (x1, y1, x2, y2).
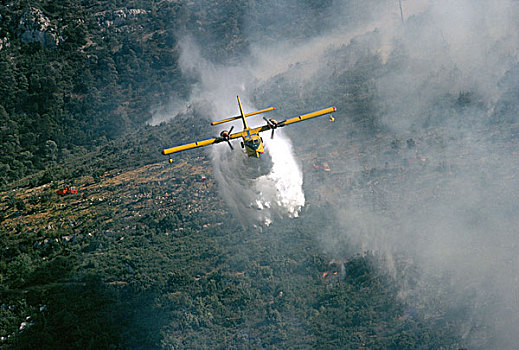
(226, 140, 234, 150)
(263, 117, 278, 131)
(271, 128, 275, 139)
(219, 126, 234, 143)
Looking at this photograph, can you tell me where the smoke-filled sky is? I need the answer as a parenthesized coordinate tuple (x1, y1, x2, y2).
(156, 0, 519, 348)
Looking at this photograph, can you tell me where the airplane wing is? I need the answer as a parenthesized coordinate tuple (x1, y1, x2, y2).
(162, 128, 247, 156)
(253, 106, 337, 134)
(162, 137, 224, 156)
(162, 106, 337, 156)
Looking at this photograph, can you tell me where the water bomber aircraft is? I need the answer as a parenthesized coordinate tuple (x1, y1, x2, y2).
(162, 96, 337, 163)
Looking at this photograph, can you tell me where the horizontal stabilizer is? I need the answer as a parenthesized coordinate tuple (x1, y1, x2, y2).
(211, 107, 276, 126)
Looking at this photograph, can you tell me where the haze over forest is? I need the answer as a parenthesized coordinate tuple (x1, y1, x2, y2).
(1, 0, 518, 349)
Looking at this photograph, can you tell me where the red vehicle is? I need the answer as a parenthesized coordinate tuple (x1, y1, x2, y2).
(313, 161, 331, 172)
(57, 186, 78, 196)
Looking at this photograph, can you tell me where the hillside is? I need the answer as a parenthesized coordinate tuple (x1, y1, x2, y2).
(1, 99, 515, 348)
(1, 0, 519, 348)
(0, 0, 253, 185)
(1, 123, 467, 348)
(0, 0, 341, 185)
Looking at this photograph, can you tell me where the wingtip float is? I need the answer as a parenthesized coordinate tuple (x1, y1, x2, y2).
(162, 96, 337, 163)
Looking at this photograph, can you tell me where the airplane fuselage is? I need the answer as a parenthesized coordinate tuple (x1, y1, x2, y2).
(242, 131, 264, 157)
(236, 96, 264, 158)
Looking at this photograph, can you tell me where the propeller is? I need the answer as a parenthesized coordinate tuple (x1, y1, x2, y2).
(218, 126, 234, 150)
(263, 117, 279, 139)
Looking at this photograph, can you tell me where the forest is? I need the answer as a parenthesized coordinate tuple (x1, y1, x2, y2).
(2, 0, 518, 349)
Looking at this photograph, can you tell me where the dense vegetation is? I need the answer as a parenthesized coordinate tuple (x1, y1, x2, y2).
(0, 0, 212, 185)
(1, 0, 517, 348)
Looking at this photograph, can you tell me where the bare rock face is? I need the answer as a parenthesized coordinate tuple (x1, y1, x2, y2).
(96, 8, 149, 32)
(18, 8, 60, 48)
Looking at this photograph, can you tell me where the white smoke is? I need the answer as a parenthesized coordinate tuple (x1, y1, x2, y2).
(157, 1, 518, 345)
(173, 37, 305, 226)
(265, 1, 519, 348)
(227, 0, 518, 347)
(147, 98, 192, 126)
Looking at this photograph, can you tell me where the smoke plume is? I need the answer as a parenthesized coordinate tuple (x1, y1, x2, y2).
(266, 1, 519, 348)
(160, 0, 519, 347)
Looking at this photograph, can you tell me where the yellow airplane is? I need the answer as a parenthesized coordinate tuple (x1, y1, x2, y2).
(162, 96, 337, 163)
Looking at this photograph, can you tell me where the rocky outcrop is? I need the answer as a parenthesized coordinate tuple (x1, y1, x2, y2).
(18, 7, 60, 48)
(96, 8, 149, 29)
